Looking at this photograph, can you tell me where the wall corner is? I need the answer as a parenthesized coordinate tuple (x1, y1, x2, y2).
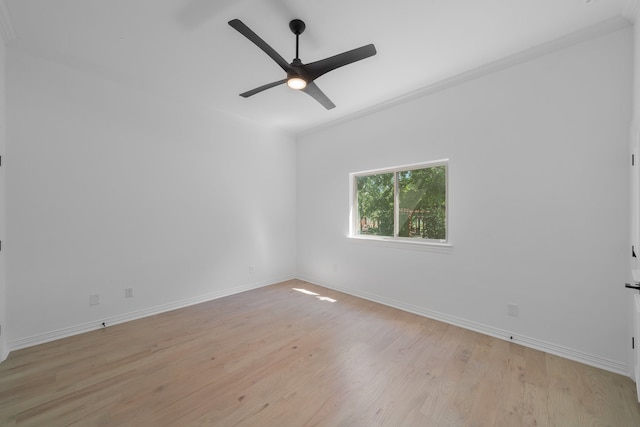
(623, 0, 640, 23)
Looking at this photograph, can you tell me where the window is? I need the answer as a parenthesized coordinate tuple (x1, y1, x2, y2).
(350, 160, 448, 245)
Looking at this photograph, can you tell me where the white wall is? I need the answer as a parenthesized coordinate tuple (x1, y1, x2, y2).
(6, 48, 297, 348)
(297, 27, 633, 373)
(629, 3, 640, 385)
(634, 7, 640, 123)
(0, 34, 6, 361)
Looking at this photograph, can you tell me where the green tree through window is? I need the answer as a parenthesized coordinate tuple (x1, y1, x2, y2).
(398, 166, 446, 239)
(354, 162, 447, 242)
(357, 172, 394, 236)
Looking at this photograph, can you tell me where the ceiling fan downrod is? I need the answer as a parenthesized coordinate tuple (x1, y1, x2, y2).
(289, 19, 305, 60)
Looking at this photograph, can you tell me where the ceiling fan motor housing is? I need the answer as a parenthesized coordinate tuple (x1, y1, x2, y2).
(288, 58, 308, 81)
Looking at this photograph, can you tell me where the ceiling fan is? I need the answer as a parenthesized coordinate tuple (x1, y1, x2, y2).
(228, 18, 377, 110)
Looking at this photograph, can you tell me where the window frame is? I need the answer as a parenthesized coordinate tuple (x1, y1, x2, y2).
(348, 159, 451, 252)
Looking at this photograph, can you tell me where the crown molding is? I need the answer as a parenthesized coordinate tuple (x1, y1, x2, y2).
(623, 0, 640, 22)
(299, 17, 630, 138)
(0, 0, 15, 43)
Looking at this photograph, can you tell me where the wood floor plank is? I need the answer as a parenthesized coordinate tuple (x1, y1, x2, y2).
(493, 351, 526, 426)
(1, 279, 639, 426)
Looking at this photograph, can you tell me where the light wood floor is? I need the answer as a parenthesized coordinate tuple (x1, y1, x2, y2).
(1, 280, 639, 426)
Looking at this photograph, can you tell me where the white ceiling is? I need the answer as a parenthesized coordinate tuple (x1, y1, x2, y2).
(3, 0, 635, 134)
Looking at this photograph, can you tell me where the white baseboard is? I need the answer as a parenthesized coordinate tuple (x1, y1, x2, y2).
(6, 274, 629, 377)
(7, 276, 294, 354)
(0, 340, 7, 363)
(299, 276, 630, 377)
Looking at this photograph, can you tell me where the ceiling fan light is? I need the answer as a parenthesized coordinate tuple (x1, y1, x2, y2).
(287, 76, 307, 90)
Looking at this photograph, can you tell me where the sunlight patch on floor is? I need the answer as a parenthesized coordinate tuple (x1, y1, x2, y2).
(292, 288, 337, 303)
(292, 288, 320, 296)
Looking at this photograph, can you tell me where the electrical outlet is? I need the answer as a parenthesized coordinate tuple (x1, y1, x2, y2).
(332, 264, 338, 273)
(248, 266, 254, 274)
(90, 294, 100, 306)
(507, 303, 519, 317)
(125, 288, 134, 298)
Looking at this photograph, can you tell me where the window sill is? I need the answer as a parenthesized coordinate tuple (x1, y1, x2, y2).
(347, 235, 453, 253)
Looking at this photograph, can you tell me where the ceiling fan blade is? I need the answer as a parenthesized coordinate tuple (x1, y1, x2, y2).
(228, 19, 291, 72)
(240, 79, 287, 98)
(304, 44, 377, 81)
(301, 82, 336, 110)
